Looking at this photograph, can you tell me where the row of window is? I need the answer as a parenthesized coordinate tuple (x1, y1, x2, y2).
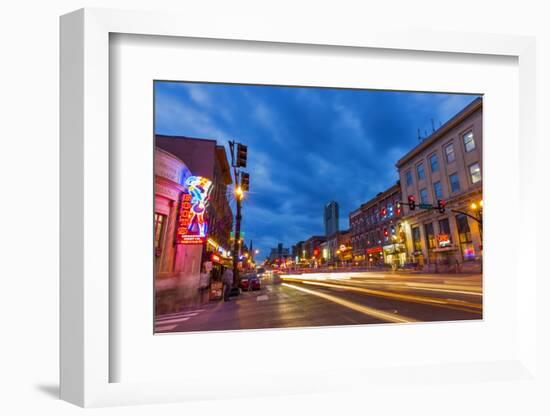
(350, 200, 401, 230)
(415, 162, 481, 204)
(405, 130, 477, 187)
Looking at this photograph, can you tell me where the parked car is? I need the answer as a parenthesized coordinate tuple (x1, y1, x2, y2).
(256, 267, 267, 278)
(239, 273, 261, 291)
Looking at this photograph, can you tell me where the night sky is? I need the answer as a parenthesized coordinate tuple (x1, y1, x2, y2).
(155, 81, 480, 259)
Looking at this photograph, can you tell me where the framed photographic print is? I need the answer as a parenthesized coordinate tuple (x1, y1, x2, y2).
(152, 81, 483, 334)
(60, 7, 539, 409)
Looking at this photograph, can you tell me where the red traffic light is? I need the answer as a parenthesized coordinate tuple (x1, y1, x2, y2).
(437, 199, 446, 213)
(408, 195, 416, 211)
(383, 227, 389, 237)
(381, 207, 387, 217)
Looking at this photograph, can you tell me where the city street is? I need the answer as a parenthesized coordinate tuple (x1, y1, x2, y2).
(155, 271, 482, 333)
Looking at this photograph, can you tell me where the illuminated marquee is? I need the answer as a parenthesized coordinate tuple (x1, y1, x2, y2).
(177, 176, 213, 245)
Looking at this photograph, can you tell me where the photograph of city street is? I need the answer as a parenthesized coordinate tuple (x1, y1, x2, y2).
(154, 81, 483, 333)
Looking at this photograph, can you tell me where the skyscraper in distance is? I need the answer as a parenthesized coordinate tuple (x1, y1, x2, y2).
(324, 201, 339, 237)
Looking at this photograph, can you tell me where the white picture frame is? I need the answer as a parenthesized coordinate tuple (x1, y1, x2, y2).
(60, 7, 539, 408)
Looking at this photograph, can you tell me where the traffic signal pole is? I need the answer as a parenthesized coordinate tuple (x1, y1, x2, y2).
(233, 177, 242, 287)
(450, 209, 482, 225)
(229, 140, 248, 290)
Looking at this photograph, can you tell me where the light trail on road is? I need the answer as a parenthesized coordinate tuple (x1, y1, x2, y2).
(330, 278, 482, 296)
(282, 283, 417, 324)
(281, 276, 482, 314)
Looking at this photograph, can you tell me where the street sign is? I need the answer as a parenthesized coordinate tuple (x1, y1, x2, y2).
(418, 203, 433, 209)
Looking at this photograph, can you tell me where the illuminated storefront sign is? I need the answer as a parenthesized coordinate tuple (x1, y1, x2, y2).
(437, 233, 451, 248)
(177, 176, 213, 245)
(366, 246, 383, 254)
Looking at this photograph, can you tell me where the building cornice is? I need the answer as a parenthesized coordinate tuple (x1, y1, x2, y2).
(396, 97, 482, 168)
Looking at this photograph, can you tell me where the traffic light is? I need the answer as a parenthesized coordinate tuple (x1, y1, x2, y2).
(437, 199, 446, 213)
(391, 225, 396, 235)
(381, 207, 387, 217)
(396, 202, 402, 215)
(240, 172, 250, 192)
(383, 227, 389, 237)
(408, 195, 416, 211)
(236, 143, 248, 167)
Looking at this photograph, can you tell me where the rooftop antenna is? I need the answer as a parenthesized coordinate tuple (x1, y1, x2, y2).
(424, 129, 428, 137)
(431, 118, 435, 133)
(417, 128, 422, 141)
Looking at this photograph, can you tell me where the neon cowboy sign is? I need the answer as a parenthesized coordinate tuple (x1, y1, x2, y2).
(177, 176, 213, 245)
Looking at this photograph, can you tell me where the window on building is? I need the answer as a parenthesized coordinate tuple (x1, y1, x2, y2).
(420, 188, 429, 204)
(469, 162, 481, 184)
(445, 143, 455, 163)
(456, 214, 475, 261)
(154, 213, 167, 250)
(424, 222, 436, 250)
(405, 170, 413, 187)
(429, 153, 439, 172)
(463, 131, 475, 153)
(412, 226, 422, 252)
(449, 173, 460, 193)
(438, 218, 451, 235)
(416, 163, 425, 180)
(433, 181, 443, 200)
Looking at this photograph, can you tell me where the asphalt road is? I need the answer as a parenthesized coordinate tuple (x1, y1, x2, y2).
(155, 271, 482, 334)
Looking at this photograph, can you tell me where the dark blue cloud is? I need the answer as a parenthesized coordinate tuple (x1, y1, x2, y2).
(155, 81, 480, 258)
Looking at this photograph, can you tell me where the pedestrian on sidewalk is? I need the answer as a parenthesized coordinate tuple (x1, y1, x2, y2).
(222, 267, 234, 302)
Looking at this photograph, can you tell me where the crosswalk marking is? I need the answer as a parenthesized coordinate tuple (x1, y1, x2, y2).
(157, 312, 199, 320)
(155, 309, 206, 332)
(155, 316, 191, 325)
(155, 324, 178, 332)
(256, 295, 269, 301)
(157, 309, 204, 319)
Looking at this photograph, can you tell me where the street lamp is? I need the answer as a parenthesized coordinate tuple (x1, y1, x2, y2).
(235, 186, 244, 200)
(471, 200, 483, 241)
(229, 140, 249, 291)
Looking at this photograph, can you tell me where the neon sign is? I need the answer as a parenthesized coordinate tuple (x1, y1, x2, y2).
(177, 176, 213, 245)
(367, 246, 383, 254)
(437, 233, 451, 247)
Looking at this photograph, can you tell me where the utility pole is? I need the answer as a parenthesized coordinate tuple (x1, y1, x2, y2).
(228, 140, 248, 290)
(233, 180, 242, 285)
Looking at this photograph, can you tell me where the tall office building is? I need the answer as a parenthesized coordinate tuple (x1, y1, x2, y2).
(324, 201, 339, 237)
